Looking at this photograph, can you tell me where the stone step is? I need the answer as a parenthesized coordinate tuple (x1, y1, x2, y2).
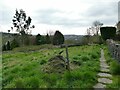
(98, 73, 112, 78)
(100, 62, 108, 65)
(98, 78, 112, 84)
(100, 67, 110, 72)
(100, 64, 110, 68)
(93, 83, 106, 88)
(100, 59, 106, 62)
(100, 61, 107, 64)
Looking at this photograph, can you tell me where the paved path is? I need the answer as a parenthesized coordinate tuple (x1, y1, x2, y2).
(93, 49, 112, 89)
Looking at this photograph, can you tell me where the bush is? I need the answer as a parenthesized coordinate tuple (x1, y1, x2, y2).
(11, 39, 19, 49)
(110, 60, 120, 75)
(2, 44, 6, 51)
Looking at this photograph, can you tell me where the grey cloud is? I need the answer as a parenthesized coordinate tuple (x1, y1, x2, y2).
(1, 1, 117, 29)
(33, 2, 118, 28)
(0, 8, 14, 25)
(34, 9, 90, 27)
(88, 2, 117, 16)
(83, 2, 118, 25)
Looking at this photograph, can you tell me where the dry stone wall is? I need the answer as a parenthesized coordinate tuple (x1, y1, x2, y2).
(107, 39, 120, 62)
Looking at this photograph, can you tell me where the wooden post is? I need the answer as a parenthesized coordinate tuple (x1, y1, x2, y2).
(65, 45, 70, 71)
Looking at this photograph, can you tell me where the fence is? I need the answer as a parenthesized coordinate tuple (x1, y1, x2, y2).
(106, 39, 120, 62)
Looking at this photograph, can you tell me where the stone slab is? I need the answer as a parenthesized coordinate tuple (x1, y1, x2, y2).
(98, 73, 112, 78)
(100, 64, 110, 68)
(93, 83, 106, 88)
(98, 78, 112, 84)
(100, 67, 110, 72)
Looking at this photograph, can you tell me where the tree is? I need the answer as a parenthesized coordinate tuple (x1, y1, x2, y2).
(92, 21, 103, 35)
(100, 27, 116, 40)
(47, 30, 55, 36)
(36, 34, 42, 45)
(36, 34, 46, 45)
(40, 36, 46, 44)
(53, 31, 64, 45)
(46, 30, 55, 44)
(45, 34, 51, 44)
(12, 9, 35, 35)
(12, 9, 35, 46)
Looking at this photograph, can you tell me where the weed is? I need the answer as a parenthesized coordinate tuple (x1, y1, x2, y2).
(29, 77, 39, 88)
(40, 60, 47, 65)
(72, 56, 80, 60)
(90, 52, 99, 59)
(15, 78, 25, 88)
(11, 66, 21, 73)
(110, 60, 120, 75)
(80, 55, 90, 61)
(107, 76, 120, 88)
(104, 46, 120, 88)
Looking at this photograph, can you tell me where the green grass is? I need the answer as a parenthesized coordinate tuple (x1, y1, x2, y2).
(104, 46, 120, 88)
(2, 44, 101, 88)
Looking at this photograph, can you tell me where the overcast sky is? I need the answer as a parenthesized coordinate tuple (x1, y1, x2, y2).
(0, 0, 119, 35)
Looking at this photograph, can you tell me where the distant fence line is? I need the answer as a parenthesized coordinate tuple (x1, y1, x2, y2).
(107, 39, 120, 62)
(60, 44, 82, 48)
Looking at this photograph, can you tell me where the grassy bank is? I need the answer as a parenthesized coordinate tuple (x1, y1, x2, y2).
(103, 46, 120, 88)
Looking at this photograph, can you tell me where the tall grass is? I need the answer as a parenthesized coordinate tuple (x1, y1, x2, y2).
(104, 46, 120, 88)
(2, 45, 100, 88)
(110, 61, 120, 75)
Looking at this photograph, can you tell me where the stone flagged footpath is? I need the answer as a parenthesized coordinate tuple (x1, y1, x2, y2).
(93, 49, 112, 88)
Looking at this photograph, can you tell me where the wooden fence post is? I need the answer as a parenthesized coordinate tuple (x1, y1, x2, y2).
(65, 45, 70, 71)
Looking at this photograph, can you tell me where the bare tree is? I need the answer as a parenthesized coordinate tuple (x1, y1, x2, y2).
(93, 21, 103, 35)
(86, 28, 91, 44)
(47, 30, 55, 36)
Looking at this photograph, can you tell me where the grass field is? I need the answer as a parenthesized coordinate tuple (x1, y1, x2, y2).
(2, 45, 101, 88)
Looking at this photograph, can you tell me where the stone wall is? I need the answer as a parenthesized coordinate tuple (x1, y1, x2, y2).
(106, 39, 120, 62)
